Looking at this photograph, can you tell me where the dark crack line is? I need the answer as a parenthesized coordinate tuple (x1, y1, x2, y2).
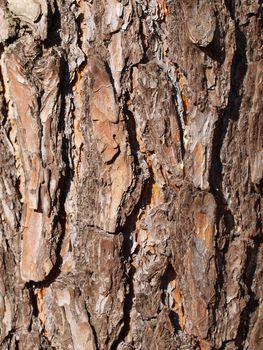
(208, 19, 248, 341)
(110, 263, 135, 350)
(85, 303, 99, 350)
(110, 91, 157, 348)
(235, 237, 263, 349)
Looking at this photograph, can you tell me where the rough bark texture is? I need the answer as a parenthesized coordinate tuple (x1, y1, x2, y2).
(0, 0, 262, 349)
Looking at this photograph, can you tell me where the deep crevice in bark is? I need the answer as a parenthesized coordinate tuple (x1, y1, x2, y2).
(209, 20, 248, 342)
(123, 91, 140, 167)
(45, 0, 62, 48)
(235, 236, 263, 349)
(111, 264, 135, 350)
(112, 150, 155, 348)
(114, 162, 156, 345)
(161, 263, 182, 333)
(170, 79, 185, 161)
(85, 304, 100, 350)
(26, 282, 39, 319)
(0, 329, 15, 349)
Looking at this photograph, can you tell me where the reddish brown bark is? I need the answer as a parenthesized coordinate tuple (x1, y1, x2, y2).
(0, 0, 262, 349)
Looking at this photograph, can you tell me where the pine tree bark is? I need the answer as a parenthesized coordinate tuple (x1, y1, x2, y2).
(0, 0, 262, 349)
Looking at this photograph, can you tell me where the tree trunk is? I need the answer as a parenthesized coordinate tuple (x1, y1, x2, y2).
(0, 0, 262, 349)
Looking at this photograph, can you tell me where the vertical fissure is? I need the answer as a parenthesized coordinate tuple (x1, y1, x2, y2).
(208, 17, 249, 342)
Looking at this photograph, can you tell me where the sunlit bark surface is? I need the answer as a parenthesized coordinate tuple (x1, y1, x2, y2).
(0, 0, 262, 349)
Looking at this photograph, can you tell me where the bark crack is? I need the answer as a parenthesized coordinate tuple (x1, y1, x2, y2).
(235, 237, 263, 349)
(208, 18, 249, 342)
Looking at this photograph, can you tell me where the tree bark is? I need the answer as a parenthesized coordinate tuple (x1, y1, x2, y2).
(0, 0, 262, 349)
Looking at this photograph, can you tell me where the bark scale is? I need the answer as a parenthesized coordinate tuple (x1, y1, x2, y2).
(0, 0, 262, 349)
